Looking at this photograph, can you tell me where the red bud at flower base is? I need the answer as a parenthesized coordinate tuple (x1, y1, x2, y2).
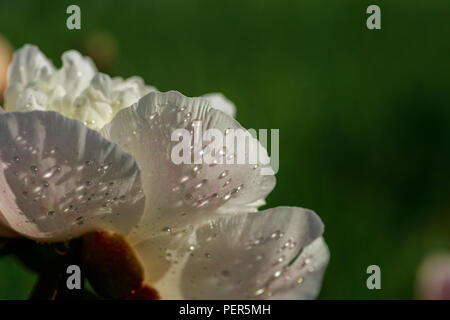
(81, 231, 159, 300)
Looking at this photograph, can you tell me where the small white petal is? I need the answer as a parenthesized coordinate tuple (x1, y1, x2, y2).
(5, 44, 55, 111)
(4, 45, 155, 130)
(102, 91, 275, 242)
(70, 73, 156, 130)
(110, 76, 156, 109)
(202, 93, 236, 118)
(16, 88, 48, 111)
(133, 206, 325, 299)
(0, 111, 144, 242)
(50, 50, 97, 101)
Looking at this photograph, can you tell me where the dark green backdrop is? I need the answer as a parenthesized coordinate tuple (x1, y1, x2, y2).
(0, 0, 449, 299)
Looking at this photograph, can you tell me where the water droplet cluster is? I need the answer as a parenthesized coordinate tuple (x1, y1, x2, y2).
(0, 114, 143, 240)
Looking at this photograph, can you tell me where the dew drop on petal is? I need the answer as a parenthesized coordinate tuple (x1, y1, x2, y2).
(270, 231, 280, 239)
(255, 288, 265, 296)
(180, 176, 189, 183)
(42, 170, 54, 179)
(219, 170, 229, 179)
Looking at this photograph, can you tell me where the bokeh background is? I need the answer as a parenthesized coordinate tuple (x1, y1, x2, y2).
(1, 0, 450, 299)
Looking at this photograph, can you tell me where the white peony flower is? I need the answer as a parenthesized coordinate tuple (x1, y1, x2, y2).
(0, 45, 329, 300)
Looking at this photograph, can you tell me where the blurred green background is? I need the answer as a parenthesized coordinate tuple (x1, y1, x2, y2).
(1, 0, 450, 299)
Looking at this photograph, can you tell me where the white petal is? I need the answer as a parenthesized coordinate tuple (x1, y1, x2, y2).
(102, 91, 275, 242)
(133, 206, 325, 299)
(5, 45, 156, 131)
(70, 74, 156, 131)
(0, 111, 144, 242)
(69, 73, 115, 130)
(202, 93, 236, 118)
(50, 50, 97, 101)
(16, 87, 48, 111)
(110, 76, 156, 108)
(4, 44, 55, 111)
(268, 237, 329, 300)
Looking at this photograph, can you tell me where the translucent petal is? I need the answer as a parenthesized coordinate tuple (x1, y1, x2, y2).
(0, 111, 144, 242)
(133, 206, 325, 299)
(102, 91, 275, 242)
(268, 237, 329, 300)
(202, 93, 236, 118)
